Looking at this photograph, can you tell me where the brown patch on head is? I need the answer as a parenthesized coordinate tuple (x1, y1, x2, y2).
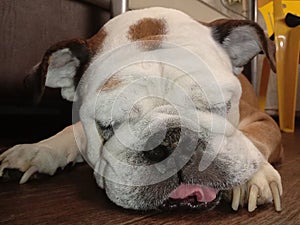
(101, 76, 122, 91)
(73, 28, 107, 87)
(127, 18, 167, 50)
(87, 28, 107, 54)
(128, 18, 167, 40)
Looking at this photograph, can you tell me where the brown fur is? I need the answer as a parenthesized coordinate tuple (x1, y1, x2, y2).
(238, 74, 283, 164)
(127, 18, 167, 50)
(87, 28, 107, 54)
(101, 76, 122, 91)
(25, 28, 107, 103)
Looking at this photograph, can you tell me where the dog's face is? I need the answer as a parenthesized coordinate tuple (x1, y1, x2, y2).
(26, 8, 276, 210)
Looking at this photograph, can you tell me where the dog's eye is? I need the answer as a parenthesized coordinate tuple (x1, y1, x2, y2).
(95, 120, 114, 141)
(142, 145, 171, 163)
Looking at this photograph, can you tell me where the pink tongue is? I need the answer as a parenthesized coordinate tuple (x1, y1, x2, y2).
(169, 184, 218, 202)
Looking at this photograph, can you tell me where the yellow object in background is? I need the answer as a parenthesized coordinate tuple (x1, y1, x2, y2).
(259, 0, 300, 36)
(258, 0, 300, 133)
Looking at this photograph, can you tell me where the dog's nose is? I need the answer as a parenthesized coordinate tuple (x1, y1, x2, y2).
(142, 145, 171, 163)
(142, 127, 181, 163)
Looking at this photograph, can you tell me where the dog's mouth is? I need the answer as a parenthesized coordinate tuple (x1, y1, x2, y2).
(159, 184, 221, 210)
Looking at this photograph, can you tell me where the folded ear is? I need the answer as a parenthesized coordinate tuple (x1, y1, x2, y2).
(24, 39, 92, 103)
(207, 19, 276, 75)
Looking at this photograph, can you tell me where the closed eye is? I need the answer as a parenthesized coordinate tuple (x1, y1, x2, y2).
(95, 120, 114, 141)
(207, 101, 231, 115)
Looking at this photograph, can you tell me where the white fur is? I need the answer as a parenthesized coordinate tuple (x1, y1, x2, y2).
(45, 48, 80, 101)
(0, 123, 84, 178)
(76, 7, 244, 173)
(222, 26, 261, 73)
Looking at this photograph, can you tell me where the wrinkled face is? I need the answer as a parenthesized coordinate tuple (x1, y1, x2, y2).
(77, 55, 263, 210)
(35, 8, 275, 210)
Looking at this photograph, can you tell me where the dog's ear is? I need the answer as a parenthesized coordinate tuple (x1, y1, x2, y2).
(207, 19, 276, 75)
(24, 39, 92, 103)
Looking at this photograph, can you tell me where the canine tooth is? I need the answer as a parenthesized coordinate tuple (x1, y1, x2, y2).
(248, 185, 258, 212)
(270, 182, 282, 212)
(20, 166, 38, 184)
(232, 187, 240, 211)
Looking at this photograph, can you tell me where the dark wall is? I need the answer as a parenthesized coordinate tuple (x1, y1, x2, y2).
(0, 0, 111, 146)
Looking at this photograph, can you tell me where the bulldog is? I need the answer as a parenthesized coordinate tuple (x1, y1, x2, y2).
(0, 7, 283, 212)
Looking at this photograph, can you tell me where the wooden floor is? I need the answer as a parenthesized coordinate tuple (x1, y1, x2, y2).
(1, 124, 300, 225)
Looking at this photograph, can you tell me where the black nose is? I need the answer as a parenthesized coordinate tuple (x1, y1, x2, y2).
(142, 145, 171, 163)
(142, 127, 181, 164)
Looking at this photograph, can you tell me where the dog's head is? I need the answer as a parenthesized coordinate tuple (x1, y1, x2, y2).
(26, 8, 276, 210)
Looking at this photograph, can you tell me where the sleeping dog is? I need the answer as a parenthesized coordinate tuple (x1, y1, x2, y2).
(0, 7, 283, 212)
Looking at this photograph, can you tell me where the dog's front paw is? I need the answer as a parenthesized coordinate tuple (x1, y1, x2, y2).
(231, 162, 282, 212)
(0, 143, 76, 184)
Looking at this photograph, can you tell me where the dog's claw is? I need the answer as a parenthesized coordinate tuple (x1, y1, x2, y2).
(248, 185, 258, 212)
(230, 162, 282, 212)
(270, 181, 282, 211)
(0, 143, 73, 183)
(231, 187, 240, 211)
(20, 166, 38, 184)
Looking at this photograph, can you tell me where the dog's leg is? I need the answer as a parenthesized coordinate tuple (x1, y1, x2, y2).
(227, 75, 284, 212)
(0, 122, 85, 184)
(229, 112, 283, 212)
